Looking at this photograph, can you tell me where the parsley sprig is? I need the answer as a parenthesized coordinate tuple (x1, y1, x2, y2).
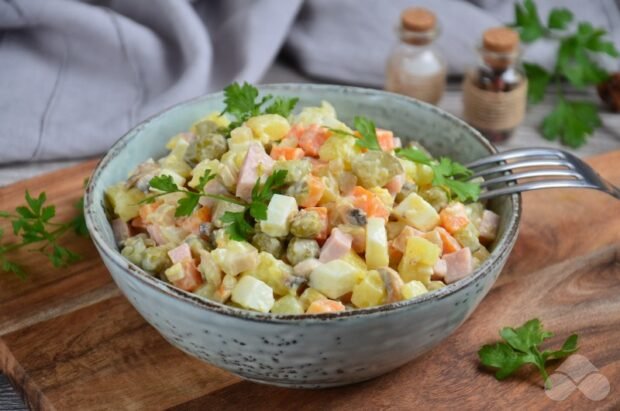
(144, 169, 288, 241)
(222, 82, 299, 131)
(143, 171, 245, 217)
(396, 147, 481, 202)
(328, 116, 382, 151)
(510, 0, 619, 147)
(0, 191, 88, 279)
(479, 318, 579, 388)
(221, 169, 288, 241)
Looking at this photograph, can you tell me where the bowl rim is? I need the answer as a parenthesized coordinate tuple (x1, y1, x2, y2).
(85, 83, 521, 324)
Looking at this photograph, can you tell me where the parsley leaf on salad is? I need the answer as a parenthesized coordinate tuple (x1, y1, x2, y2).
(396, 147, 480, 202)
(222, 82, 299, 131)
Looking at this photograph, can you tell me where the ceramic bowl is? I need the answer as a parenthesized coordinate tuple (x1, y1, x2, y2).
(85, 84, 521, 388)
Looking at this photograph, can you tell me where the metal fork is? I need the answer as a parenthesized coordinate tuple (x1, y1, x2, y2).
(466, 147, 620, 201)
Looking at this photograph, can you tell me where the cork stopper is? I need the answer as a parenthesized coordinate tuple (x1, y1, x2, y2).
(401, 8, 436, 32)
(482, 27, 519, 53)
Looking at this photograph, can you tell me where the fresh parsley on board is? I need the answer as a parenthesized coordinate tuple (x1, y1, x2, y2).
(510, 0, 619, 147)
(0, 191, 88, 279)
(479, 318, 579, 388)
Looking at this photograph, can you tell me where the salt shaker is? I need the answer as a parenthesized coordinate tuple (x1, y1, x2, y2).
(385, 7, 447, 105)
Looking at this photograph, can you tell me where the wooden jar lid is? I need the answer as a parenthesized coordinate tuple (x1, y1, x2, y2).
(401, 7, 436, 32)
(482, 27, 519, 53)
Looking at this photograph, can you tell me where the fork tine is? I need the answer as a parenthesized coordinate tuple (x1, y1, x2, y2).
(471, 159, 573, 179)
(479, 179, 598, 200)
(480, 169, 583, 188)
(466, 148, 567, 169)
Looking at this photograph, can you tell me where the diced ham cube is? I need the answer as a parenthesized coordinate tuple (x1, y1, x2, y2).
(391, 226, 424, 253)
(385, 173, 405, 196)
(432, 258, 447, 281)
(146, 224, 166, 245)
(443, 248, 473, 284)
(111, 218, 131, 246)
(478, 210, 500, 244)
(168, 243, 193, 264)
(319, 228, 353, 263)
(294, 258, 322, 277)
(199, 179, 229, 208)
(236, 143, 275, 201)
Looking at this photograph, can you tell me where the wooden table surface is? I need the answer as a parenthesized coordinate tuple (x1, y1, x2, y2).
(0, 63, 619, 409)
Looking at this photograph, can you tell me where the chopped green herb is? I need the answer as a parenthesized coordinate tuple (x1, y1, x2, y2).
(222, 170, 288, 240)
(396, 148, 480, 202)
(222, 82, 298, 131)
(479, 318, 579, 388)
(510, 0, 619, 147)
(144, 171, 244, 217)
(0, 190, 88, 279)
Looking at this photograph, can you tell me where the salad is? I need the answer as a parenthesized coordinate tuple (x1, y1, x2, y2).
(105, 83, 499, 315)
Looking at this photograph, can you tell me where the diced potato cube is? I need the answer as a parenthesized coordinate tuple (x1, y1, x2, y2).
(401, 280, 428, 300)
(404, 236, 441, 266)
(398, 262, 434, 284)
(340, 249, 367, 271)
(309, 259, 364, 299)
(393, 193, 439, 231)
(318, 134, 361, 170)
(260, 194, 298, 237)
(211, 241, 258, 276)
(351, 270, 386, 308)
(105, 183, 145, 222)
(426, 280, 446, 291)
(188, 159, 219, 188)
(198, 250, 222, 286)
(228, 125, 255, 152)
(271, 295, 305, 314)
(231, 275, 275, 313)
(159, 138, 192, 177)
(365, 217, 389, 269)
(164, 262, 185, 282)
(246, 114, 291, 144)
(294, 101, 351, 130)
(248, 252, 296, 296)
(299, 287, 327, 311)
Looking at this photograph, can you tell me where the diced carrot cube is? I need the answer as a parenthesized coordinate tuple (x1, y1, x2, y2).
(351, 186, 389, 221)
(439, 204, 469, 234)
(376, 128, 395, 151)
(194, 206, 211, 222)
(299, 175, 325, 208)
(173, 261, 203, 292)
(436, 227, 462, 254)
(298, 124, 331, 157)
(270, 146, 305, 161)
(306, 299, 345, 314)
(130, 216, 145, 229)
(139, 202, 160, 223)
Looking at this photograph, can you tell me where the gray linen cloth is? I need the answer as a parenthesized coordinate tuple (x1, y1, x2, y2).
(0, 0, 618, 164)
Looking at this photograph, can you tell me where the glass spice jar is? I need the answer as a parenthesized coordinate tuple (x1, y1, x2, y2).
(462, 27, 528, 143)
(385, 7, 447, 105)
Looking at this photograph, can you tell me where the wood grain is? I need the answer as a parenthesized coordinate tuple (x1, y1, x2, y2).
(0, 152, 619, 410)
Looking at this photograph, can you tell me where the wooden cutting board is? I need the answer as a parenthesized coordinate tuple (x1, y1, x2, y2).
(1, 152, 619, 411)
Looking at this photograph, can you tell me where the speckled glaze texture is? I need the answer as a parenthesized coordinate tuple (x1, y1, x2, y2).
(85, 84, 521, 388)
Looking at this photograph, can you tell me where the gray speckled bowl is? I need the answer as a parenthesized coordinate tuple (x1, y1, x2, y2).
(84, 84, 520, 388)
